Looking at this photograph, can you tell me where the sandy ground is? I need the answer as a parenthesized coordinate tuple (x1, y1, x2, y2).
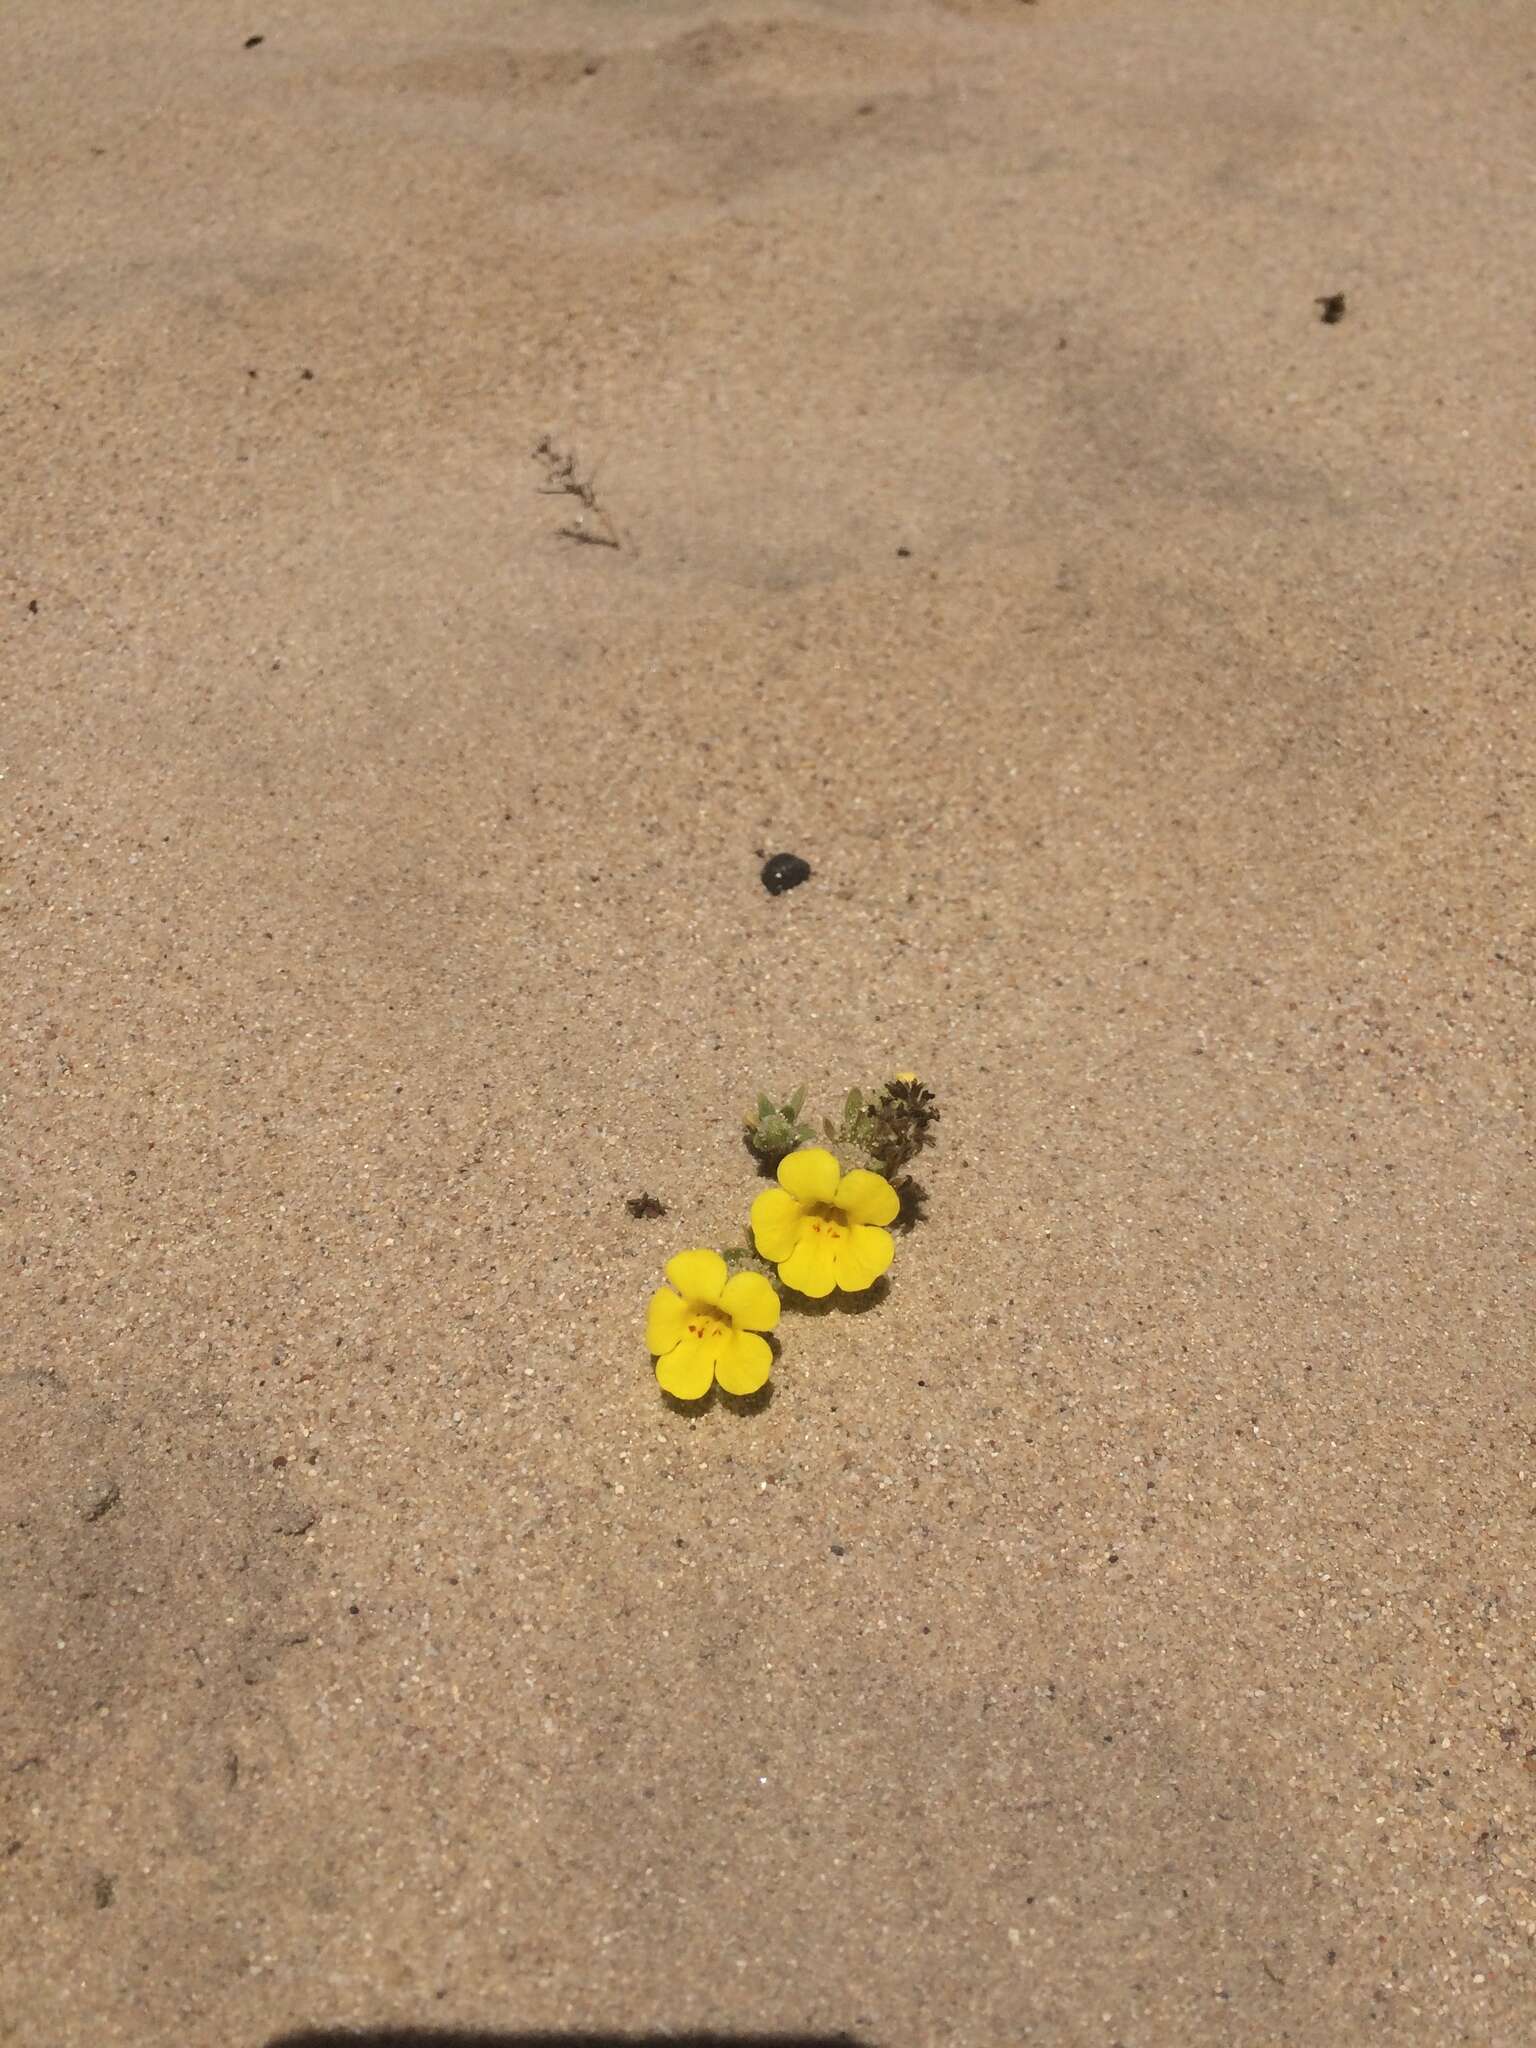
(4, 2, 1535, 2043)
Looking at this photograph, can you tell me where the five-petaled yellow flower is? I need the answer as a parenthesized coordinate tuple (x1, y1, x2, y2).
(647, 1249, 780, 1400)
(751, 1146, 899, 1298)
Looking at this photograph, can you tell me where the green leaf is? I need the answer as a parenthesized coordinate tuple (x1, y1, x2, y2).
(787, 1084, 806, 1118)
(844, 1087, 863, 1121)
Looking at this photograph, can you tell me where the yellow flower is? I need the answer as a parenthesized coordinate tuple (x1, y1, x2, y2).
(646, 1249, 780, 1400)
(750, 1146, 899, 1298)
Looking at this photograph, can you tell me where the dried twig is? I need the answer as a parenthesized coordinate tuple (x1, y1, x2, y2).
(532, 434, 621, 549)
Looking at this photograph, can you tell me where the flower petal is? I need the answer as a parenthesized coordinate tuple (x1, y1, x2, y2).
(715, 1329, 772, 1397)
(720, 1270, 781, 1333)
(778, 1229, 837, 1298)
(836, 1168, 900, 1227)
(645, 1286, 689, 1355)
(751, 1187, 803, 1263)
(777, 1146, 840, 1205)
(655, 1336, 714, 1401)
(663, 1248, 728, 1305)
(834, 1222, 893, 1292)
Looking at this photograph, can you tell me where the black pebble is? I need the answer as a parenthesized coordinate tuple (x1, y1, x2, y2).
(1316, 292, 1347, 325)
(761, 851, 811, 895)
(244, 34, 265, 49)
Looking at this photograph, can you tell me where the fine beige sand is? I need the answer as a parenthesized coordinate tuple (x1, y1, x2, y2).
(5, 3, 1535, 2044)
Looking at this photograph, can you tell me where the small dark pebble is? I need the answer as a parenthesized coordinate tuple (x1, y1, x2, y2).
(626, 1193, 667, 1219)
(244, 34, 265, 50)
(830, 1542, 847, 1556)
(1316, 292, 1347, 325)
(299, 367, 314, 380)
(3, 1840, 21, 1858)
(27, 599, 39, 614)
(93, 1873, 115, 1909)
(348, 1603, 360, 1615)
(761, 851, 812, 896)
(896, 545, 911, 557)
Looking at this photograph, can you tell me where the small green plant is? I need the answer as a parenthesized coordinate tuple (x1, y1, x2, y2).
(743, 1085, 816, 1166)
(645, 1073, 940, 1402)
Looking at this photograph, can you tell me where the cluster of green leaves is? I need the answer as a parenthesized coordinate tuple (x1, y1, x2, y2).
(743, 1084, 817, 1166)
(746, 1074, 940, 1193)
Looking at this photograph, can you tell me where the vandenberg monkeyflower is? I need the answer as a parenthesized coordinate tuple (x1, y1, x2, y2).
(751, 1146, 898, 1298)
(646, 1249, 780, 1400)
